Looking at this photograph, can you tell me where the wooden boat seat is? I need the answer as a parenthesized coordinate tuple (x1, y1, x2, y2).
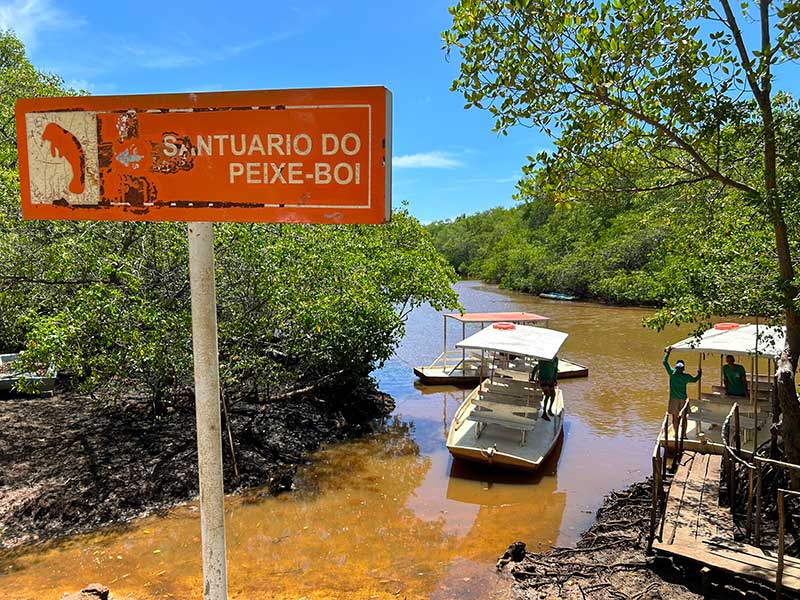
(493, 366, 531, 382)
(700, 391, 770, 405)
(710, 384, 772, 401)
(685, 406, 769, 430)
(468, 399, 539, 431)
(478, 387, 542, 409)
(485, 378, 540, 396)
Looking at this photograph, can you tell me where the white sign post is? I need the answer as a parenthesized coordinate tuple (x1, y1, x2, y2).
(187, 222, 228, 599)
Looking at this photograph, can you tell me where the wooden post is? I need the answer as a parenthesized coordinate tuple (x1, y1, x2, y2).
(726, 412, 736, 515)
(442, 316, 447, 370)
(753, 344, 759, 455)
(648, 442, 661, 553)
(187, 222, 228, 600)
(461, 321, 465, 374)
(755, 458, 763, 546)
(746, 467, 753, 541)
(777, 489, 786, 599)
(663, 415, 669, 479)
(698, 353, 703, 402)
(734, 404, 741, 456)
(729, 449, 736, 515)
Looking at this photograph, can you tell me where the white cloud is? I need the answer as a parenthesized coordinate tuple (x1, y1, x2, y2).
(0, 0, 83, 48)
(393, 151, 463, 169)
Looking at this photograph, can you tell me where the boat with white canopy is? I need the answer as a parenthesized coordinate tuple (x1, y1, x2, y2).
(413, 311, 587, 385)
(663, 322, 784, 452)
(446, 322, 568, 471)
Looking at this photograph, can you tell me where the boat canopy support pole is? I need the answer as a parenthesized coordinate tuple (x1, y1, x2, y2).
(462, 321, 466, 373)
(443, 316, 447, 371)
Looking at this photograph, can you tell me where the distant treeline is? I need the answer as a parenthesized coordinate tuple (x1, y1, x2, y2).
(426, 186, 779, 310)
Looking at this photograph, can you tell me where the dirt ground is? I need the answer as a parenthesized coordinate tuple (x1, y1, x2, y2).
(0, 383, 392, 551)
(498, 480, 780, 600)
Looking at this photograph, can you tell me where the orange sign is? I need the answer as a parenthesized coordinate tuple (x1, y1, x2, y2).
(16, 86, 392, 224)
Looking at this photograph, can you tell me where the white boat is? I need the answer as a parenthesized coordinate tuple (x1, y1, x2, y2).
(660, 322, 784, 454)
(446, 323, 568, 471)
(413, 311, 587, 385)
(0, 353, 56, 394)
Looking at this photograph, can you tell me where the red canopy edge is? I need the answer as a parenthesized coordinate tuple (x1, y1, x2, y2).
(444, 312, 549, 323)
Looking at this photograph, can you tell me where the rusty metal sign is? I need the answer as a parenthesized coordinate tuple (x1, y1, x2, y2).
(16, 86, 392, 224)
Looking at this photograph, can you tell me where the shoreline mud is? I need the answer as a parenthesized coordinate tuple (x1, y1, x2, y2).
(0, 383, 393, 552)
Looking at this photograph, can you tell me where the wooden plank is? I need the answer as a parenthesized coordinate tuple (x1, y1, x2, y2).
(661, 540, 800, 592)
(655, 452, 732, 548)
(653, 452, 800, 593)
(485, 379, 540, 396)
(493, 367, 530, 382)
(673, 453, 713, 545)
(659, 452, 696, 545)
(479, 389, 541, 408)
(692, 454, 735, 540)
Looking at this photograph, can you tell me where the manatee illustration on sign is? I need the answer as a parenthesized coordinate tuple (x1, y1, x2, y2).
(16, 86, 392, 224)
(25, 111, 101, 205)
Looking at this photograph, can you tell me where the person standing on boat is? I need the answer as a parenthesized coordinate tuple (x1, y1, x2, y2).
(722, 354, 748, 397)
(663, 347, 701, 434)
(533, 356, 559, 421)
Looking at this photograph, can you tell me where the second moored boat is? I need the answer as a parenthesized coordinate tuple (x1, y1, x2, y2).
(413, 311, 588, 385)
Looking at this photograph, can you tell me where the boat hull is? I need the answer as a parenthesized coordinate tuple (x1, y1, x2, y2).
(446, 385, 565, 472)
(448, 426, 563, 472)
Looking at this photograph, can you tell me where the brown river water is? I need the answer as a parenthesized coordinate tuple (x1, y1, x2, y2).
(0, 281, 690, 599)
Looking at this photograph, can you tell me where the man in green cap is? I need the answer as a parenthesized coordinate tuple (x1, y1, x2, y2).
(663, 346, 702, 434)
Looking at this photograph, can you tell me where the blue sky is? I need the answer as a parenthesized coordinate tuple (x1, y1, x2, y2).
(3, 1, 798, 224)
(2, 0, 547, 223)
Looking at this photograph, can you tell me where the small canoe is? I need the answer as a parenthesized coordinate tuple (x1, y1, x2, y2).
(539, 292, 579, 301)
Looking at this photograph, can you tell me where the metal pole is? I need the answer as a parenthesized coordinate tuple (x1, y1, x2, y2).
(461, 321, 466, 373)
(187, 222, 228, 600)
(442, 316, 447, 369)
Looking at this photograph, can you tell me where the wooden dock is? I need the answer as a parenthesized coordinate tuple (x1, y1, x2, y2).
(653, 451, 800, 593)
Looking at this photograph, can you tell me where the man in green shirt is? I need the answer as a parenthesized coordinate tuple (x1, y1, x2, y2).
(663, 347, 702, 434)
(722, 354, 748, 397)
(533, 356, 559, 421)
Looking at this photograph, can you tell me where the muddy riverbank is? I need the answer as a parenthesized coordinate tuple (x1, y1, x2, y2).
(500, 480, 776, 600)
(0, 383, 393, 550)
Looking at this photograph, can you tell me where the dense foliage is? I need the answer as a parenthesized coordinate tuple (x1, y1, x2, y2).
(443, 0, 800, 462)
(428, 197, 671, 305)
(428, 123, 796, 317)
(443, 0, 800, 329)
(0, 31, 460, 405)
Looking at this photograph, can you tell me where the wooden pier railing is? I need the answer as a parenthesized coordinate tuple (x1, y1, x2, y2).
(649, 399, 800, 597)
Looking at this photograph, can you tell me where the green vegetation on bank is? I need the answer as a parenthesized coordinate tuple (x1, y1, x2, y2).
(0, 31, 460, 407)
(427, 153, 798, 314)
(427, 197, 672, 306)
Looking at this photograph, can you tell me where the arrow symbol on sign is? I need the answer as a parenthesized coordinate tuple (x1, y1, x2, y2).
(115, 146, 143, 167)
